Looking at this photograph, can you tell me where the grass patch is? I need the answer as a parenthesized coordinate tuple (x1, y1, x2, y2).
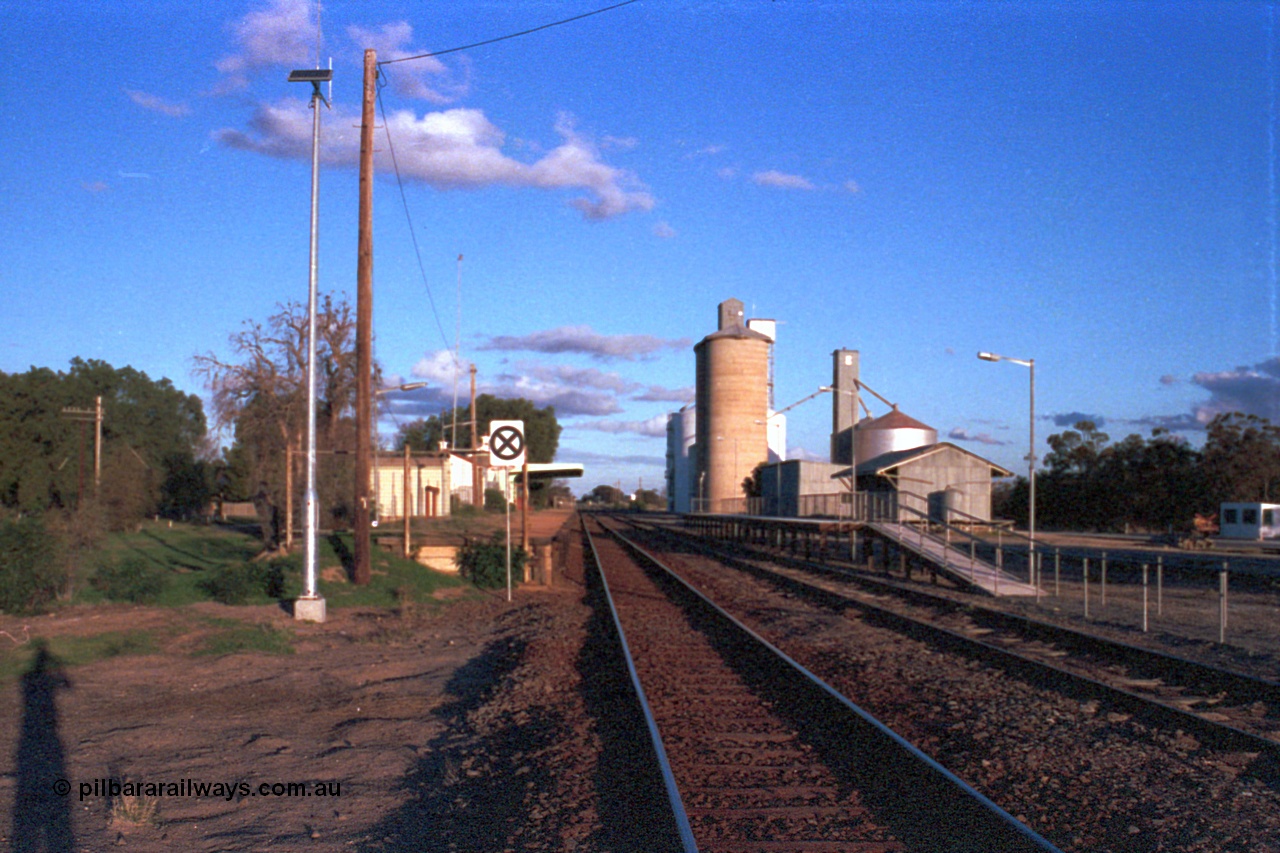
(195, 619, 294, 657)
(81, 521, 265, 608)
(316, 533, 468, 608)
(101, 520, 262, 571)
(0, 631, 159, 684)
(59, 521, 471, 612)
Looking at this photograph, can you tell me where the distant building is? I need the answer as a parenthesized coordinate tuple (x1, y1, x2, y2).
(370, 449, 512, 520)
(1218, 502, 1280, 540)
(666, 405, 696, 513)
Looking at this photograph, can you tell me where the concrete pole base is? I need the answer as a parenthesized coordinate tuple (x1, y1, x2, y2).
(294, 595, 327, 623)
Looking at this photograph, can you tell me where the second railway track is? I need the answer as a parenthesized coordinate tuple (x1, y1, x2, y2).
(584, 515, 1060, 853)
(595, 512, 1280, 851)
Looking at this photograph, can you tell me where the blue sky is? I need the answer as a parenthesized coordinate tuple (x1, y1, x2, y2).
(4, 0, 1279, 493)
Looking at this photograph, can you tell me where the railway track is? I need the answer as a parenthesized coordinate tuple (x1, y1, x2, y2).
(582, 515, 1061, 853)
(621, 513, 1280, 759)
(593, 513, 1280, 849)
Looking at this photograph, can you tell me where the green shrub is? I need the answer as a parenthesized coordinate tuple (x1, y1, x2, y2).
(200, 562, 270, 605)
(450, 496, 481, 517)
(199, 558, 298, 605)
(454, 533, 527, 589)
(0, 516, 66, 614)
(484, 488, 509, 512)
(91, 556, 166, 603)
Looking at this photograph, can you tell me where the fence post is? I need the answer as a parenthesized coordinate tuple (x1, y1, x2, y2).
(1054, 547, 1061, 597)
(1101, 551, 1108, 609)
(1157, 555, 1163, 617)
(1219, 561, 1228, 644)
(1083, 557, 1090, 620)
(1034, 551, 1040, 603)
(1142, 563, 1149, 632)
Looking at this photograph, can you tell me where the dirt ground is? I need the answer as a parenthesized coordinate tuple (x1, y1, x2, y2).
(0, 512, 605, 852)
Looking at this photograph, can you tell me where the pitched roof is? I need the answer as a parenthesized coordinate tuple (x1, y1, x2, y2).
(831, 442, 1013, 479)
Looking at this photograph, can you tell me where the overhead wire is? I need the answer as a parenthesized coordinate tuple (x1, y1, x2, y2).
(374, 72, 453, 358)
(372, 0, 643, 434)
(377, 0, 642, 67)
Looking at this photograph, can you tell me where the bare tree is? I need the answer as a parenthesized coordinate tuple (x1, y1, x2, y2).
(193, 294, 376, 545)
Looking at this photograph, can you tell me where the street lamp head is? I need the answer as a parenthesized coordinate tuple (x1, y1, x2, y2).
(977, 351, 1001, 362)
(375, 382, 428, 397)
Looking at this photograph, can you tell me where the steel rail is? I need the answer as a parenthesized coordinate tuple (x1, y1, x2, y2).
(618, 514, 1280, 762)
(583, 517, 700, 852)
(595, 515, 1065, 853)
(658, 510, 1280, 705)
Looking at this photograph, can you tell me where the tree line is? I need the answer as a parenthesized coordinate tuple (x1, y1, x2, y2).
(995, 413, 1279, 533)
(0, 357, 207, 527)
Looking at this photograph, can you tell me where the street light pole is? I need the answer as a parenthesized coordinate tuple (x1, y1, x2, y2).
(977, 351, 1036, 578)
(288, 66, 333, 623)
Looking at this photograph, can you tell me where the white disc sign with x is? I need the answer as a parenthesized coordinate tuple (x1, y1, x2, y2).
(487, 420, 526, 469)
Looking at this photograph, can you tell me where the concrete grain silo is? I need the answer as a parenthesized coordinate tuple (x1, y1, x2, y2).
(695, 298, 772, 513)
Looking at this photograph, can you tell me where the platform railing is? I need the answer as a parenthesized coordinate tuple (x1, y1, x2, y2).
(878, 491, 1037, 593)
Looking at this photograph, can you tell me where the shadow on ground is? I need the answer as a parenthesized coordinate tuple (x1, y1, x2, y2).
(13, 642, 74, 853)
(360, 631, 556, 851)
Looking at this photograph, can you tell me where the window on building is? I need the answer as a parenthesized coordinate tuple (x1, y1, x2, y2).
(1243, 508, 1258, 525)
(1224, 508, 1238, 524)
(1265, 510, 1274, 526)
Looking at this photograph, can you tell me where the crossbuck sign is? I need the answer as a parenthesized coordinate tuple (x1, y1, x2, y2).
(487, 420, 526, 469)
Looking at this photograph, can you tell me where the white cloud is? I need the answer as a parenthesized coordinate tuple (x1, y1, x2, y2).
(1190, 358, 1280, 424)
(948, 427, 1010, 447)
(347, 22, 468, 103)
(488, 378, 622, 416)
(520, 363, 638, 394)
(216, 102, 653, 220)
(652, 221, 677, 239)
(411, 349, 471, 384)
(478, 325, 689, 361)
(632, 385, 694, 403)
(573, 415, 669, 437)
(216, 0, 316, 87)
(602, 135, 639, 151)
(753, 170, 816, 190)
(125, 89, 191, 117)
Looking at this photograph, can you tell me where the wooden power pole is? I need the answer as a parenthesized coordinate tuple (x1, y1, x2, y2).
(354, 48, 376, 585)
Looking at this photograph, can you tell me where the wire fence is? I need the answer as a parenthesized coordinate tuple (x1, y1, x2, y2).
(685, 493, 1280, 656)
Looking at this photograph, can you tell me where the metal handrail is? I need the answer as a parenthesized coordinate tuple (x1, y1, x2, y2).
(892, 489, 1037, 571)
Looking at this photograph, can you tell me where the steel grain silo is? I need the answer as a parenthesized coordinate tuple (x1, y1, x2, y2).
(695, 299, 772, 513)
(853, 406, 937, 465)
